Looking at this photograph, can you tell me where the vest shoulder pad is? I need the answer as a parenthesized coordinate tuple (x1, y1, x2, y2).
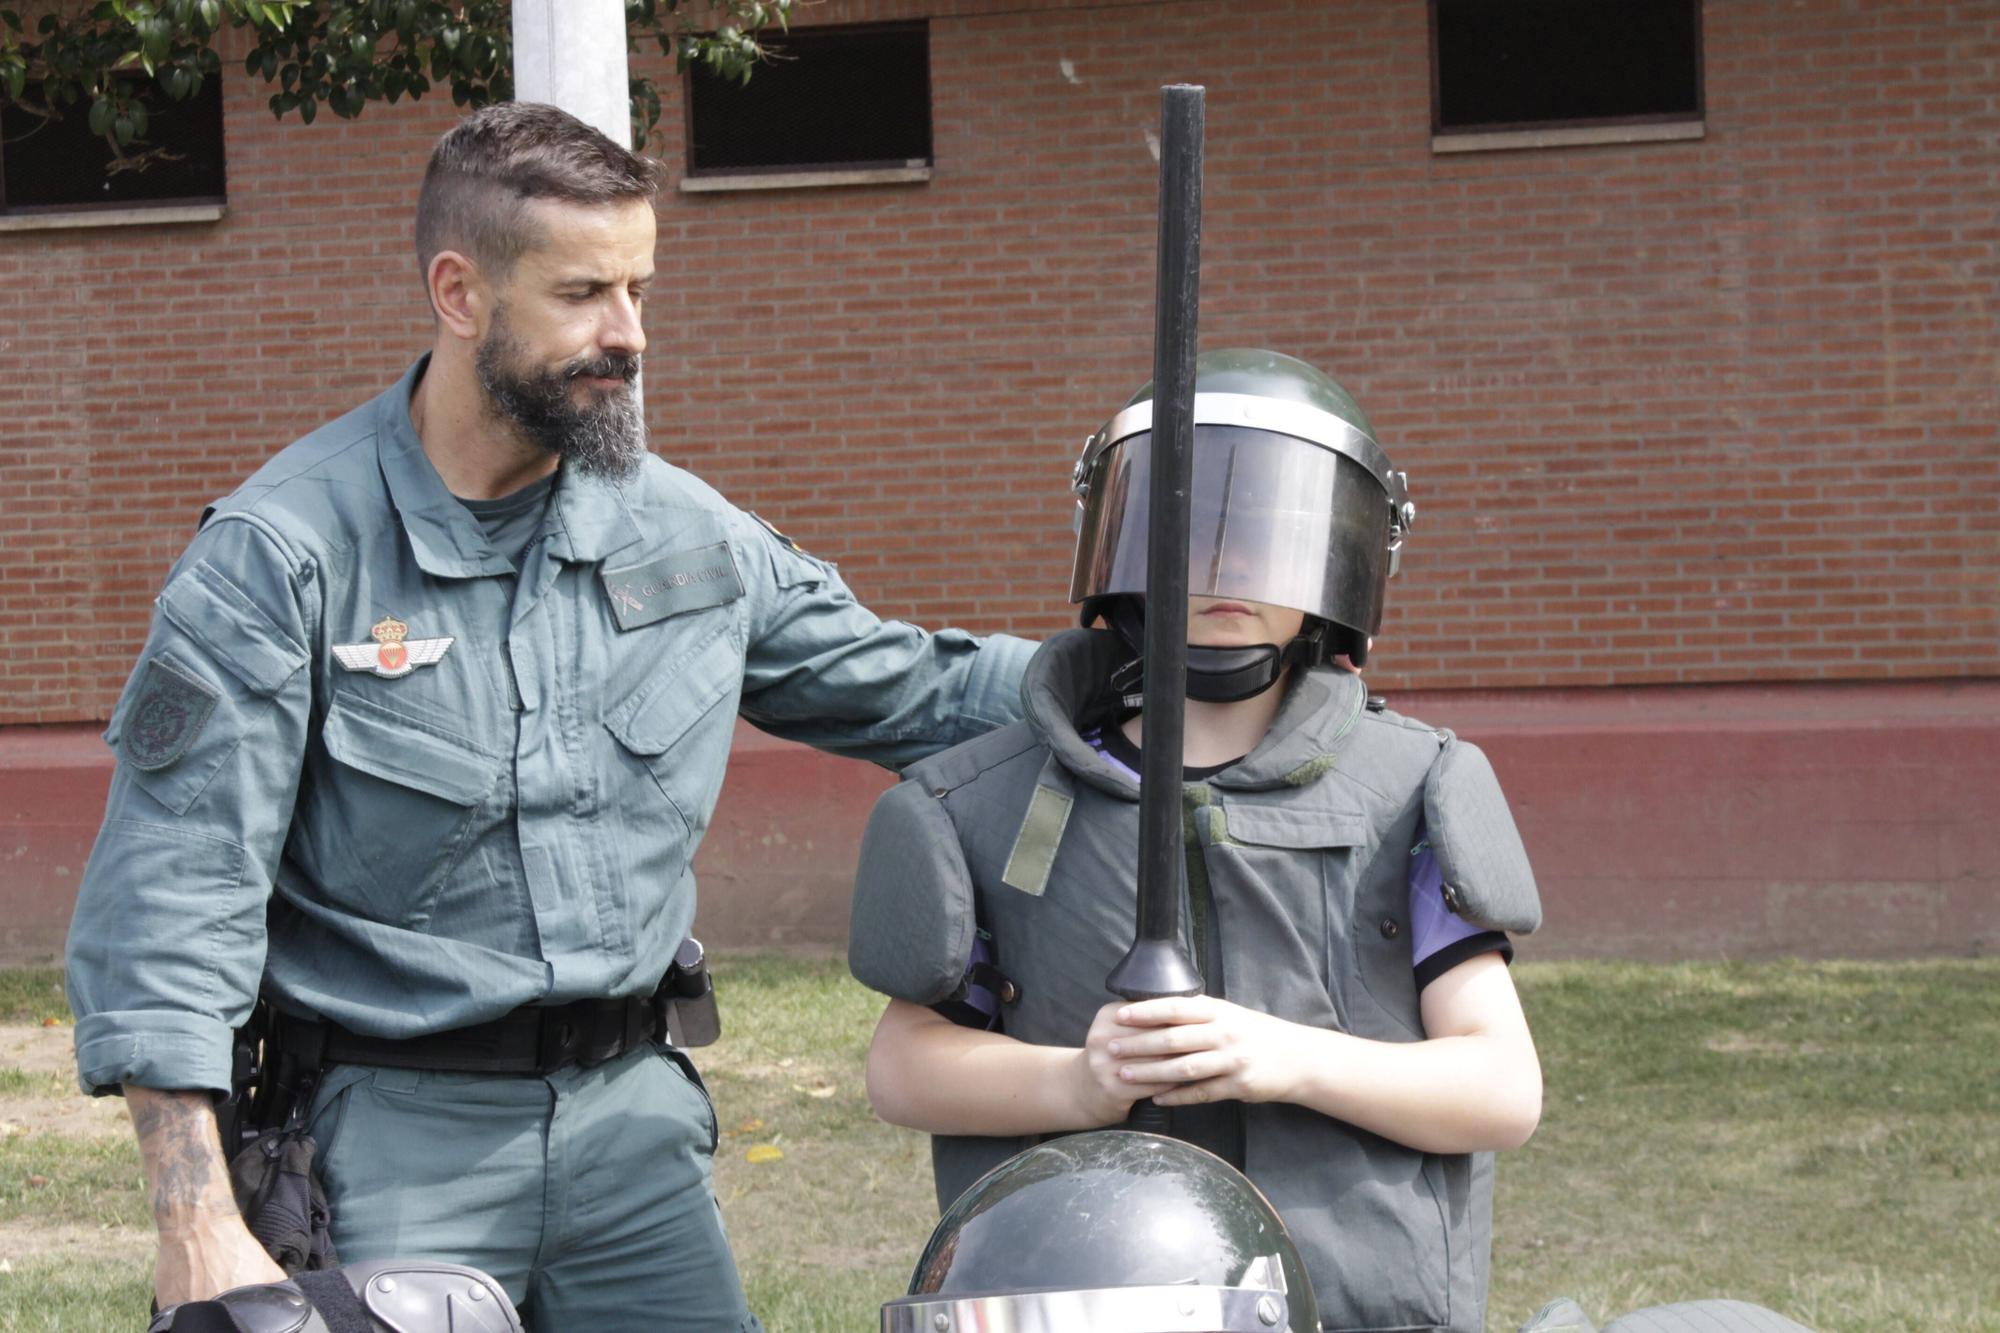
(901, 719, 1040, 795)
(1423, 736, 1541, 934)
(853, 727, 1051, 1006)
(849, 775, 979, 1007)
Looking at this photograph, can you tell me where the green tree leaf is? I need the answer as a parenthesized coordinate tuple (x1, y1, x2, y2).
(7, 1, 788, 163)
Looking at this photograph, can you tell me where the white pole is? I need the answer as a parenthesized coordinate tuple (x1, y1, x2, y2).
(512, 0, 632, 148)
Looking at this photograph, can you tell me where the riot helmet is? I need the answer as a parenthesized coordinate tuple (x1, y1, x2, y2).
(1072, 349, 1413, 688)
(881, 1130, 1319, 1333)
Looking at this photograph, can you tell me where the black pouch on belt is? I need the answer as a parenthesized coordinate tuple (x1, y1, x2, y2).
(228, 1119, 339, 1275)
(221, 1007, 339, 1276)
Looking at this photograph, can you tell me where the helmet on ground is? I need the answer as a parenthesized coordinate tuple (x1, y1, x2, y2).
(881, 1130, 1319, 1333)
(148, 1258, 523, 1333)
(1071, 348, 1413, 685)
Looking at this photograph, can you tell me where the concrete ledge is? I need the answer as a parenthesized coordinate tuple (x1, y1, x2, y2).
(6, 678, 1996, 966)
(0, 724, 118, 964)
(1406, 678, 2000, 960)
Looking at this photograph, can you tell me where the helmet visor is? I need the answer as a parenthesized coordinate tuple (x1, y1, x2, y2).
(1070, 425, 1395, 636)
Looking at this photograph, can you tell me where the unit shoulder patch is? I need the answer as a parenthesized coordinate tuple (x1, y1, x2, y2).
(124, 655, 220, 771)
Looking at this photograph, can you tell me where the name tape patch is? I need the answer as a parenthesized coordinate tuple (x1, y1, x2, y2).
(601, 543, 744, 632)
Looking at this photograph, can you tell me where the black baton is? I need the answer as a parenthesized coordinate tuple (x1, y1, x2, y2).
(1106, 85, 1208, 1132)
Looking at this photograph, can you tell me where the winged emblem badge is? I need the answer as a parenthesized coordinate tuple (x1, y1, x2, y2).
(332, 615, 454, 679)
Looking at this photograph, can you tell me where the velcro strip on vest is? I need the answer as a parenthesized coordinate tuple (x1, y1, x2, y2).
(1001, 763, 1074, 897)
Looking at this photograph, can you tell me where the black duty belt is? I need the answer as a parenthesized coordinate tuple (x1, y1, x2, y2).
(272, 990, 666, 1077)
(264, 941, 716, 1079)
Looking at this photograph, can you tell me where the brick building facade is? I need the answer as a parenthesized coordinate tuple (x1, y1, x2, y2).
(2, 1, 1995, 960)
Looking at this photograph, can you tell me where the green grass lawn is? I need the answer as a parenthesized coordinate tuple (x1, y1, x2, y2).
(2, 957, 1994, 1332)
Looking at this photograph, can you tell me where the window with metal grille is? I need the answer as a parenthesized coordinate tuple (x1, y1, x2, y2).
(1, 73, 226, 214)
(1430, 0, 1702, 147)
(685, 21, 930, 181)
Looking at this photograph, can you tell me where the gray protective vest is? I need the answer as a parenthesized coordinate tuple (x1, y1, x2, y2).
(851, 630, 1540, 1333)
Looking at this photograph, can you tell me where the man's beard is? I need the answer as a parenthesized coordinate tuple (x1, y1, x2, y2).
(474, 310, 645, 482)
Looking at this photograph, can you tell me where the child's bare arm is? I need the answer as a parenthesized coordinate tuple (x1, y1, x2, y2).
(863, 998, 1182, 1136)
(1109, 952, 1542, 1154)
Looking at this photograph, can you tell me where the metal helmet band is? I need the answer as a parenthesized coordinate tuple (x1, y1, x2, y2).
(883, 1274, 1296, 1333)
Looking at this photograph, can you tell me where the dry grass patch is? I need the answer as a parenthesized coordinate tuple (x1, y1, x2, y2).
(0, 1023, 135, 1141)
(0, 1217, 152, 1269)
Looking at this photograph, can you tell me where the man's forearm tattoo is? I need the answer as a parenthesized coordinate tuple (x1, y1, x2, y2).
(130, 1090, 226, 1220)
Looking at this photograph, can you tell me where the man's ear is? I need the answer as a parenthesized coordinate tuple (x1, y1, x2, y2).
(428, 249, 488, 341)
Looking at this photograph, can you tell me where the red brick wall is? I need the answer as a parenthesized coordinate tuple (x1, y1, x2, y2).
(3, 0, 1996, 726)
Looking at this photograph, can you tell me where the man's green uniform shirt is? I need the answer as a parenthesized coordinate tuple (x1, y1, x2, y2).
(68, 358, 1033, 1096)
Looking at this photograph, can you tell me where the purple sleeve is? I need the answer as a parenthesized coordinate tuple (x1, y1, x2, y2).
(932, 930, 1006, 1031)
(1408, 826, 1510, 988)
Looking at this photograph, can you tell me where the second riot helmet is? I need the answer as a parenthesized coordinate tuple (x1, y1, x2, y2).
(881, 1130, 1320, 1333)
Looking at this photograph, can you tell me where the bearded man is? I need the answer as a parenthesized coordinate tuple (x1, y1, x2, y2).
(65, 102, 1031, 1333)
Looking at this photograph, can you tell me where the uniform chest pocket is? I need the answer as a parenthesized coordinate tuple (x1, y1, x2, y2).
(604, 620, 744, 840)
(297, 692, 503, 927)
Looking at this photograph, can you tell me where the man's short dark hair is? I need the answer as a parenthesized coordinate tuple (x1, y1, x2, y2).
(416, 102, 660, 282)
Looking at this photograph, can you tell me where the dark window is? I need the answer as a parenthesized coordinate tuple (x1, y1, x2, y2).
(1, 73, 226, 214)
(686, 22, 930, 177)
(1430, 0, 1702, 136)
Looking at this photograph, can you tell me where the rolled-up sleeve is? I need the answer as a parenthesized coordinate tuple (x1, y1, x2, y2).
(66, 516, 317, 1096)
(733, 513, 1034, 768)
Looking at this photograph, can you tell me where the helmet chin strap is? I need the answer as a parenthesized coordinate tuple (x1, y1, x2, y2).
(1099, 600, 1325, 707)
(1184, 638, 1319, 702)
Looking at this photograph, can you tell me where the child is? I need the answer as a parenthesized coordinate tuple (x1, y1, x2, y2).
(848, 349, 1543, 1333)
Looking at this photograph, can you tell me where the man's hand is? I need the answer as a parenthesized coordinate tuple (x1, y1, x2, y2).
(1071, 1000, 1185, 1124)
(127, 1087, 289, 1306)
(1103, 996, 1306, 1107)
(155, 1213, 291, 1308)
